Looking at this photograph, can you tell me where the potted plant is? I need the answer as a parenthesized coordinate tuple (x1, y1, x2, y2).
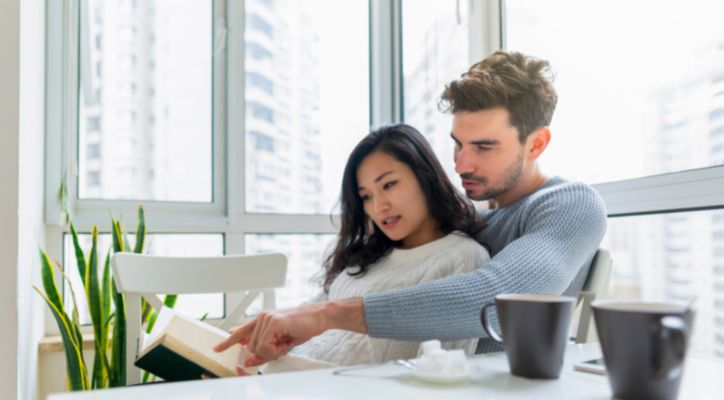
(35, 206, 176, 390)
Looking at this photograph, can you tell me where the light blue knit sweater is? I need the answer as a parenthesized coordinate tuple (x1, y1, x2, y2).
(362, 176, 607, 353)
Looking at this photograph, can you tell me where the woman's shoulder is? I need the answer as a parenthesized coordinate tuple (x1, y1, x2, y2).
(439, 231, 491, 264)
(446, 231, 488, 250)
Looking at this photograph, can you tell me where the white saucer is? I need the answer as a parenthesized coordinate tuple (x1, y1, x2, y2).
(411, 369, 469, 383)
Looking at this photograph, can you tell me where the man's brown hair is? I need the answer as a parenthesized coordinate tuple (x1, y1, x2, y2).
(439, 50, 558, 143)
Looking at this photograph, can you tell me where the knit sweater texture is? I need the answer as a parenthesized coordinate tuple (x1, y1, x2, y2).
(265, 232, 490, 370)
(363, 176, 608, 353)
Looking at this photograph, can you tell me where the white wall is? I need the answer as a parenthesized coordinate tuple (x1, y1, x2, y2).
(18, 0, 47, 399)
(0, 0, 22, 397)
(0, 0, 47, 398)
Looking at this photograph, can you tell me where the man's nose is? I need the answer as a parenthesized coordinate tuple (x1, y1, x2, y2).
(455, 147, 476, 175)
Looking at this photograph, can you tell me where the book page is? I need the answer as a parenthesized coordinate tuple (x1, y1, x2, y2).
(141, 307, 243, 375)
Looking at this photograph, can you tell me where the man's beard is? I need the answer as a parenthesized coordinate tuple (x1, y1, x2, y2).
(461, 149, 524, 201)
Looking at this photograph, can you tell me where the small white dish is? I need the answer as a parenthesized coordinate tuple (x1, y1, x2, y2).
(411, 369, 469, 383)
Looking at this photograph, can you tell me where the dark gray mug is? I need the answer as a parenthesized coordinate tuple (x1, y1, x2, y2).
(480, 294, 576, 379)
(592, 301, 695, 400)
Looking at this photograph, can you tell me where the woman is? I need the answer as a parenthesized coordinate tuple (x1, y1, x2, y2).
(251, 123, 490, 373)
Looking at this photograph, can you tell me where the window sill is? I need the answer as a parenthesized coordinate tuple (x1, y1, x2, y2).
(38, 333, 95, 354)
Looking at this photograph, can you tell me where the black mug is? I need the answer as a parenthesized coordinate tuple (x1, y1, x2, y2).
(592, 301, 695, 400)
(480, 294, 576, 379)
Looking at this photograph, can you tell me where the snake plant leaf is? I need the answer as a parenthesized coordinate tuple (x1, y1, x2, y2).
(101, 250, 112, 340)
(111, 216, 124, 253)
(39, 248, 63, 310)
(69, 225, 87, 285)
(55, 260, 84, 348)
(133, 206, 145, 254)
(144, 295, 178, 335)
(87, 226, 110, 388)
(109, 277, 126, 387)
(34, 287, 89, 391)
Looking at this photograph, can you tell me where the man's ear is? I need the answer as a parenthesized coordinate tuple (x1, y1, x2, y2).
(525, 127, 551, 160)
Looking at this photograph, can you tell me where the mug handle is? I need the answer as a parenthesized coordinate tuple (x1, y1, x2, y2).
(653, 316, 687, 380)
(480, 302, 504, 344)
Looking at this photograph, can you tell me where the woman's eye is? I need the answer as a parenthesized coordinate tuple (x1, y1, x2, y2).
(383, 181, 397, 190)
(360, 194, 370, 202)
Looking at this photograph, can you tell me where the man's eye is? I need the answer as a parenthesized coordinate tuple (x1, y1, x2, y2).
(476, 145, 492, 152)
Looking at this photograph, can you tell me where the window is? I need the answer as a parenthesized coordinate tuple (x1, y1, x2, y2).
(251, 131, 275, 152)
(245, 234, 335, 308)
(600, 210, 724, 361)
(246, 42, 272, 61)
(247, 71, 274, 95)
(247, 13, 273, 39)
(402, 0, 470, 186)
(77, 0, 213, 202)
(87, 116, 101, 131)
(87, 143, 101, 159)
(247, 101, 274, 124)
(243, 0, 370, 214)
(506, 0, 724, 184)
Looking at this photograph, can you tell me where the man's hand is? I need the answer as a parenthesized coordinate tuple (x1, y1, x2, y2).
(214, 298, 367, 367)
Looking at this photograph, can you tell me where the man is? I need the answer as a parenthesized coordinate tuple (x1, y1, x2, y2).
(216, 50, 607, 366)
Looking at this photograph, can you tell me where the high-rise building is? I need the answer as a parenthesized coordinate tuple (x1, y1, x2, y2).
(243, 0, 328, 308)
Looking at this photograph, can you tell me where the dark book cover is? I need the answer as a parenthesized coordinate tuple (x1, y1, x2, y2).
(135, 344, 220, 382)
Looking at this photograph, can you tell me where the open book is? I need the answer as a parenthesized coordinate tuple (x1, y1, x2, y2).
(135, 307, 249, 381)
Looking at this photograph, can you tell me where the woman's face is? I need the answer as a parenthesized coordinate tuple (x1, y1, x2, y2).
(356, 150, 442, 249)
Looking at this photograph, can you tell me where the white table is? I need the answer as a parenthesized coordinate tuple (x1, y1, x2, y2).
(48, 343, 720, 399)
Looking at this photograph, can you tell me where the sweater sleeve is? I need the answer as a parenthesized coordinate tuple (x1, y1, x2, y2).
(362, 183, 607, 341)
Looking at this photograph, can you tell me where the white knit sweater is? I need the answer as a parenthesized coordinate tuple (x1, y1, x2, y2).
(262, 232, 490, 373)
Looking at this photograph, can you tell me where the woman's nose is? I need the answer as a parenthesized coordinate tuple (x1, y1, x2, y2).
(373, 194, 390, 213)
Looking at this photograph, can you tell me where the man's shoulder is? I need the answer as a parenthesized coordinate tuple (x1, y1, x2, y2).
(526, 176, 604, 209)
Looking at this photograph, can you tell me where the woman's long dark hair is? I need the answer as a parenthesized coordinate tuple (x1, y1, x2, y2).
(322, 123, 485, 292)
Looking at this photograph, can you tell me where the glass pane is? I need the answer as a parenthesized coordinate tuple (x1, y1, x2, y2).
(78, 0, 212, 202)
(603, 210, 724, 361)
(63, 233, 224, 325)
(506, 0, 724, 184)
(245, 234, 335, 309)
(244, 0, 370, 214)
(402, 0, 469, 188)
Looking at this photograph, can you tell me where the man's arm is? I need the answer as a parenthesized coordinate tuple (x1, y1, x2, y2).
(215, 298, 367, 366)
(364, 183, 607, 341)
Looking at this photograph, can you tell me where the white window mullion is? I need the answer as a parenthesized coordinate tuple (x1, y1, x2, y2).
(213, 0, 229, 219)
(468, 0, 504, 61)
(226, 0, 245, 230)
(370, 0, 402, 126)
(45, 0, 79, 227)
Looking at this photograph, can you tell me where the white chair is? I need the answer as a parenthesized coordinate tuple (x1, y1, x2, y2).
(111, 252, 287, 385)
(573, 248, 612, 343)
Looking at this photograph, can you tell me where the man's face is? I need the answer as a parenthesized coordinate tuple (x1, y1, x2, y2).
(451, 108, 526, 201)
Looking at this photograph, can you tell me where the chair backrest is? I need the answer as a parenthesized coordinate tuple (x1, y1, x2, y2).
(111, 252, 287, 385)
(573, 248, 612, 343)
